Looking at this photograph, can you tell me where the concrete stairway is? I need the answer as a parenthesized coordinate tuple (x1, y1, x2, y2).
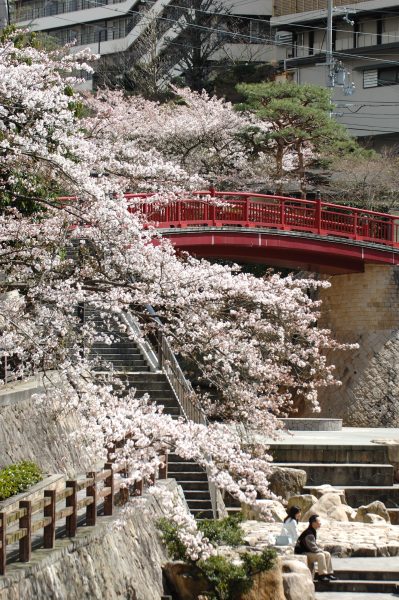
(316, 557, 399, 597)
(86, 309, 215, 519)
(271, 443, 399, 520)
(167, 454, 214, 519)
(85, 309, 151, 373)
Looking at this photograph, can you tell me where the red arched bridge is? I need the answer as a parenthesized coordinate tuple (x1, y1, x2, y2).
(126, 191, 399, 274)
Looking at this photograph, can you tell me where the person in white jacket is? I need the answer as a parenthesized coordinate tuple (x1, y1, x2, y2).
(281, 506, 301, 544)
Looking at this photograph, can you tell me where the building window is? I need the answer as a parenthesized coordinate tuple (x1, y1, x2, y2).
(308, 30, 314, 55)
(363, 67, 399, 88)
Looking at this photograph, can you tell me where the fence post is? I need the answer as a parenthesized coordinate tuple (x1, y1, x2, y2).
(104, 463, 114, 516)
(133, 479, 143, 497)
(159, 454, 168, 480)
(66, 480, 78, 537)
(315, 190, 322, 234)
(19, 500, 32, 563)
(86, 472, 97, 526)
(353, 211, 358, 240)
(280, 200, 285, 229)
(157, 332, 163, 368)
(43, 489, 56, 548)
(0, 512, 6, 575)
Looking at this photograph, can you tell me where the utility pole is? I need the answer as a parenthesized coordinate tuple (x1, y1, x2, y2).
(326, 0, 334, 88)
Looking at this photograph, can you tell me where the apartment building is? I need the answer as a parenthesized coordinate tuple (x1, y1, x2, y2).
(271, 0, 399, 148)
(8, 0, 275, 89)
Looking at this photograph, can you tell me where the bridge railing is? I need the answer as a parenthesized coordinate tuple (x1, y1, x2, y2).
(125, 191, 399, 247)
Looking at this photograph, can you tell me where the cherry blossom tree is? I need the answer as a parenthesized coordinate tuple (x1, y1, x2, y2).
(0, 31, 353, 515)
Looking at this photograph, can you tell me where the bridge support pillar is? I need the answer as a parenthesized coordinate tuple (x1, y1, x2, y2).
(301, 264, 399, 427)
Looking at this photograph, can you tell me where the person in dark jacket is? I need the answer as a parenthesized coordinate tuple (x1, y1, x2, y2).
(295, 514, 336, 582)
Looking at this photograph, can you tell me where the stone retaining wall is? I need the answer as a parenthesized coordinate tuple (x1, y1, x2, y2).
(0, 480, 176, 600)
(0, 376, 94, 475)
(301, 264, 399, 427)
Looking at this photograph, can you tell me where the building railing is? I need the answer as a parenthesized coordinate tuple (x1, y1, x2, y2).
(0, 457, 168, 575)
(125, 191, 399, 248)
(14, 0, 126, 21)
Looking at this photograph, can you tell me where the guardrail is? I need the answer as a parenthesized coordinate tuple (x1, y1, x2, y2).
(0, 457, 168, 576)
(125, 191, 399, 248)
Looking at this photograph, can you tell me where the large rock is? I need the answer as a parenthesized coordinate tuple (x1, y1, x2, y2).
(269, 467, 307, 500)
(164, 558, 286, 600)
(163, 562, 210, 600)
(281, 556, 316, 600)
(303, 492, 349, 522)
(242, 500, 287, 523)
(309, 485, 347, 503)
(241, 566, 285, 600)
(355, 501, 390, 523)
(287, 495, 318, 520)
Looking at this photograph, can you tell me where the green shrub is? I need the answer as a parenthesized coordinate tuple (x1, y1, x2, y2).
(157, 518, 188, 561)
(199, 555, 252, 600)
(198, 514, 244, 547)
(242, 547, 277, 575)
(199, 548, 277, 600)
(0, 461, 43, 501)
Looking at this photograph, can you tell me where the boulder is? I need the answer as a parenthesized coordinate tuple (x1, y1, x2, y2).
(269, 467, 307, 500)
(287, 495, 318, 520)
(341, 504, 357, 521)
(281, 557, 316, 600)
(242, 500, 287, 523)
(241, 565, 285, 600)
(164, 559, 286, 600)
(303, 492, 349, 522)
(309, 485, 347, 503)
(359, 513, 387, 524)
(355, 501, 390, 523)
(163, 561, 210, 600)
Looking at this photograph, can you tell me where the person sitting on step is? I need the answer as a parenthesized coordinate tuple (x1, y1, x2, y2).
(294, 514, 337, 582)
(281, 505, 301, 544)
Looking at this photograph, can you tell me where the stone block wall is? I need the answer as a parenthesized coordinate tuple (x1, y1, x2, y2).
(302, 264, 399, 427)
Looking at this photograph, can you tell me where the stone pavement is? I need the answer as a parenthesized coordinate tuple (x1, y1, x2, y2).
(332, 557, 399, 571)
(241, 520, 399, 557)
(259, 427, 399, 446)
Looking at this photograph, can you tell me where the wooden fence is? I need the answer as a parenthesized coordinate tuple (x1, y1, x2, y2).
(0, 456, 168, 576)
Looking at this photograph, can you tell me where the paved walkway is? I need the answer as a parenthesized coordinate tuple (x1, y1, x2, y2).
(259, 427, 399, 446)
(333, 557, 399, 571)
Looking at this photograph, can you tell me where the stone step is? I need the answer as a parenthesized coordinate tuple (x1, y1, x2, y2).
(304, 485, 399, 508)
(388, 508, 399, 524)
(185, 499, 213, 508)
(334, 569, 399, 581)
(126, 373, 166, 381)
(140, 390, 178, 399)
(170, 472, 209, 482)
(183, 490, 212, 499)
(315, 580, 399, 594)
(271, 445, 389, 465)
(161, 407, 181, 416)
(174, 480, 210, 491)
(126, 381, 172, 391)
(90, 349, 143, 356)
(276, 463, 394, 486)
(93, 366, 151, 373)
(316, 594, 398, 600)
(92, 343, 142, 350)
(168, 462, 204, 473)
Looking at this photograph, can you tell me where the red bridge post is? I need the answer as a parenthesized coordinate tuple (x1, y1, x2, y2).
(315, 191, 322, 234)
